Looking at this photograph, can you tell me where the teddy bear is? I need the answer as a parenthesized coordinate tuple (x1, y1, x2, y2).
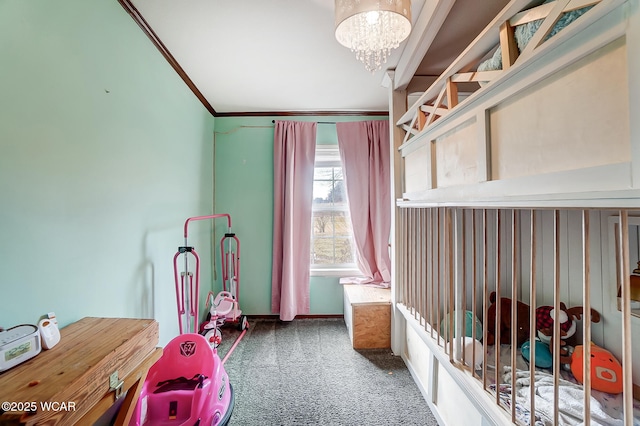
(486, 291, 531, 347)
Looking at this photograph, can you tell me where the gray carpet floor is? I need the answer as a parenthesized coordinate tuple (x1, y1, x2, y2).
(218, 318, 439, 426)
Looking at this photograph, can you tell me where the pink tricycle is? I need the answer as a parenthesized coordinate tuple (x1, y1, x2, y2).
(201, 290, 248, 348)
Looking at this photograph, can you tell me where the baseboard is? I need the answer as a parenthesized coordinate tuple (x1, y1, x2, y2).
(247, 314, 344, 320)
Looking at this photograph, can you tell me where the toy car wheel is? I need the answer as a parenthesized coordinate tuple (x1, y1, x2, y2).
(238, 315, 249, 331)
(203, 327, 222, 348)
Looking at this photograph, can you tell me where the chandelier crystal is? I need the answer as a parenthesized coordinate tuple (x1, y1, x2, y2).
(335, 0, 412, 72)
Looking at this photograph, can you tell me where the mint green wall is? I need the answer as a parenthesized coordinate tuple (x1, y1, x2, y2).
(0, 0, 215, 345)
(213, 116, 388, 315)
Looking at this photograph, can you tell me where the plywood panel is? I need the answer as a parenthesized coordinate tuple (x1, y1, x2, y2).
(353, 304, 391, 349)
(434, 118, 479, 188)
(490, 38, 630, 181)
(405, 143, 430, 193)
(344, 285, 391, 349)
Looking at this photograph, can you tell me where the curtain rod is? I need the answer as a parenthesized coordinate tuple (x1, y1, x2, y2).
(271, 120, 335, 124)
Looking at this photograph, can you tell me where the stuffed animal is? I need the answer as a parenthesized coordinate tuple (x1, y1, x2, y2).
(571, 342, 623, 394)
(440, 310, 483, 341)
(486, 291, 531, 347)
(521, 338, 553, 368)
(453, 336, 484, 370)
(535, 304, 601, 364)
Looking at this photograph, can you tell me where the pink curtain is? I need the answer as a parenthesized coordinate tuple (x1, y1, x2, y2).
(336, 120, 391, 287)
(271, 121, 317, 321)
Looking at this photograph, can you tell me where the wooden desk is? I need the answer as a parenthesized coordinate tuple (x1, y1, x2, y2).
(0, 317, 160, 426)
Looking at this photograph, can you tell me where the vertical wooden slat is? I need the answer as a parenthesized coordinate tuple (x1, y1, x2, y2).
(413, 208, 418, 314)
(419, 209, 425, 326)
(415, 208, 420, 321)
(405, 208, 410, 307)
(405, 208, 410, 309)
(410, 208, 416, 315)
(424, 208, 430, 331)
(417, 109, 427, 132)
(510, 209, 518, 423)
(448, 208, 455, 360)
(620, 210, 633, 426)
(461, 209, 468, 365)
(553, 210, 560, 426)
(415, 208, 421, 319)
(444, 207, 449, 353)
(446, 76, 459, 109)
(436, 208, 442, 345)
(431, 207, 436, 339)
(472, 209, 478, 378)
(415, 208, 420, 315)
(482, 209, 489, 390)
(401, 208, 407, 306)
(529, 209, 537, 426)
(422, 208, 428, 326)
(430, 208, 436, 337)
(495, 209, 502, 405)
(499, 20, 519, 69)
(582, 209, 592, 425)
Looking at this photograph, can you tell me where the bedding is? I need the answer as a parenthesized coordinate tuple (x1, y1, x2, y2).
(482, 345, 640, 425)
(477, 3, 593, 73)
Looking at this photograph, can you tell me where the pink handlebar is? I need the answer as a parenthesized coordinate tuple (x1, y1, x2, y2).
(183, 214, 232, 238)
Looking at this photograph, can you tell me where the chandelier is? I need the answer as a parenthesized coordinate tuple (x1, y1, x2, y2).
(335, 0, 412, 72)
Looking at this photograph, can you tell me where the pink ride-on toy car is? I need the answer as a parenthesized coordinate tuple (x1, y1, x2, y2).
(128, 333, 233, 426)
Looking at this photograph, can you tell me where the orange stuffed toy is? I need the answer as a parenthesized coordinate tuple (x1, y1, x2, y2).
(571, 343, 623, 394)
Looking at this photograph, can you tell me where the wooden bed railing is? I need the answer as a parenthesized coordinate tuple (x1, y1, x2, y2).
(396, 0, 623, 145)
(396, 206, 636, 425)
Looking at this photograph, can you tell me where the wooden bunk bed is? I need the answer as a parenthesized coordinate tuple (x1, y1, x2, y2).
(390, 0, 640, 424)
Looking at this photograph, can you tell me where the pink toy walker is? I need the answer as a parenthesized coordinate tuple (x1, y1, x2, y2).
(173, 214, 248, 339)
(128, 214, 248, 426)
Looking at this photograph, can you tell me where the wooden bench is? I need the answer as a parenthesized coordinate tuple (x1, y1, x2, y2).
(343, 285, 391, 349)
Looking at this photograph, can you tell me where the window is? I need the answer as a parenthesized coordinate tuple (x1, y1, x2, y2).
(310, 146, 357, 275)
(608, 214, 640, 318)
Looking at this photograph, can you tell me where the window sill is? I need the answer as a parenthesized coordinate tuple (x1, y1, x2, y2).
(310, 268, 362, 278)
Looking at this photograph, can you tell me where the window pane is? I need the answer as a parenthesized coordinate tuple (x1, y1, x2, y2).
(333, 211, 351, 236)
(333, 168, 344, 181)
(334, 238, 354, 264)
(330, 180, 346, 204)
(311, 210, 355, 265)
(314, 167, 334, 180)
(313, 180, 333, 205)
(313, 167, 347, 206)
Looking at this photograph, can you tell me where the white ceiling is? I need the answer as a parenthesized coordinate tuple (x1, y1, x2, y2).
(126, 0, 507, 115)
